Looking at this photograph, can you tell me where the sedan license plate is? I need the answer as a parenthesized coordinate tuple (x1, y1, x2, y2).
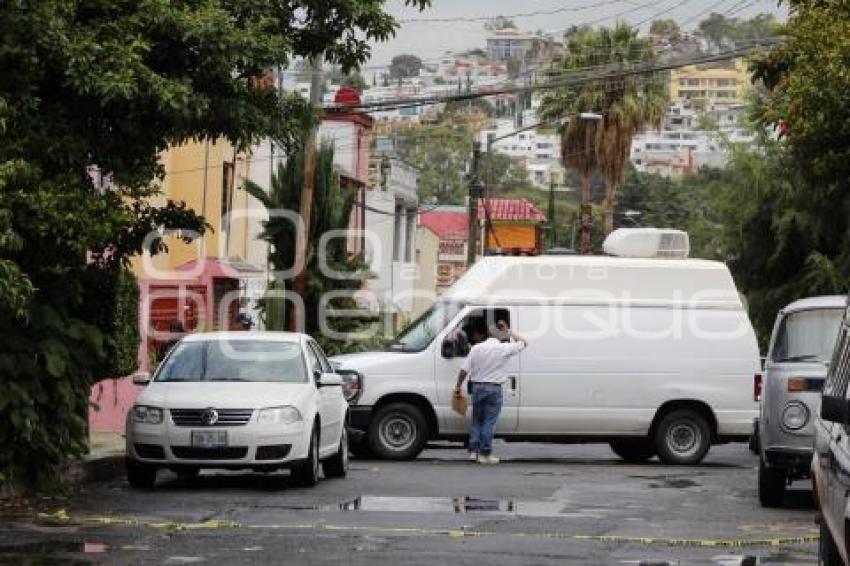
(191, 430, 227, 449)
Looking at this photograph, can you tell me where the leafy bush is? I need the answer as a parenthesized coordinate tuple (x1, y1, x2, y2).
(83, 267, 140, 380)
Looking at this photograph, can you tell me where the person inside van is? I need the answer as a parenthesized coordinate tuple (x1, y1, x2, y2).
(454, 320, 527, 465)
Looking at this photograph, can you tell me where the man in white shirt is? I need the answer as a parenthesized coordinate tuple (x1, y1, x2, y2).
(454, 320, 527, 464)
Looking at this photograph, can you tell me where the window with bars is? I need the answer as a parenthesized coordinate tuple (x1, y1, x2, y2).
(824, 324, 850, 399)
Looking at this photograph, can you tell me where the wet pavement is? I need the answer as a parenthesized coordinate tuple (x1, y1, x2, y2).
(0, 443, 818, 565)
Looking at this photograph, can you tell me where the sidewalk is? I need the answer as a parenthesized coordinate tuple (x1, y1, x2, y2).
(62, 431, 126, 485)
(1, 432, 125, 498)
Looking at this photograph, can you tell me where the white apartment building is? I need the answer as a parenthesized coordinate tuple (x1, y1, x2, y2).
(486, 29, 536, 61)
(479, 117, 562, 187)
(361, 156, 419, 329)
(630, 104, 753, 177)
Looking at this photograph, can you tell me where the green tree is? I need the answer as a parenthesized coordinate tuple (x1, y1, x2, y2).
(0, 0, 429, 487)
(728, 0, 850, 343)
(650, 19, 681, 41)
(395, 124, 473, 204)
(698, 12, 779, 50)
(329, 67, 369, 91)
(480, 153, 535, 194)
(389, 54, 423, 79)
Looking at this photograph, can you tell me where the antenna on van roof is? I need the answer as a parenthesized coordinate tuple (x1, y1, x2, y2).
(603, 228, 690, 259)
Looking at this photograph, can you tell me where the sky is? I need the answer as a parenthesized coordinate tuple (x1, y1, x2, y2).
(365, 0, 788, 69)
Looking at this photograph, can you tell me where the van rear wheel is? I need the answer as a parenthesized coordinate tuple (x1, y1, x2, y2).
(610, 440, 656, 463)
(758, 459, 786, 507)
(368, 402, 428, 460)
(654, 409, 711, 465)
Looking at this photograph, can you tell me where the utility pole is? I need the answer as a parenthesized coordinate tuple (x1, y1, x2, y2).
(466, 141, 482, 267)
(291, 54, 323, 331)
(547, 173, 556, 248)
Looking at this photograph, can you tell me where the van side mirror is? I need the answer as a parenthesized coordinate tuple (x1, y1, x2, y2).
(821, 394, 849, 423)
(132, 372, 152, 386)
(441, 337, 456, 359)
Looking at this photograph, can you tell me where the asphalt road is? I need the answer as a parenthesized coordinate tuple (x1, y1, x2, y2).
(0, 442, 818, 565)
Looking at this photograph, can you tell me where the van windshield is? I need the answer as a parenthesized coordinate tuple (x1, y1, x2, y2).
(387, 302, 463, 352)
(772, 308, 843, 364)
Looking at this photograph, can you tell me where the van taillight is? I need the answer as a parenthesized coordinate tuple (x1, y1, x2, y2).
(754, 374, 762, 402)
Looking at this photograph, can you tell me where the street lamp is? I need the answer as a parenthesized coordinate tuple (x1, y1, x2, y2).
(623, 209, 642, 227)
(579, 112, 604, 121)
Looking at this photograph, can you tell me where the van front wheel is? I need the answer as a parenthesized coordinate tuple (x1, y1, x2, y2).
(368, 402, 428, 460)
(654, 409, 711, 465)
(610, 440, 656, 463)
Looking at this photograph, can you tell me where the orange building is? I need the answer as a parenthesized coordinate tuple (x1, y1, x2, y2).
(479, 198, 546, 254)
(418, 199, 547, 293)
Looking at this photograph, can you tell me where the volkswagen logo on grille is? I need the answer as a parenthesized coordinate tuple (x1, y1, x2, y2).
(201, 408, 219, 426)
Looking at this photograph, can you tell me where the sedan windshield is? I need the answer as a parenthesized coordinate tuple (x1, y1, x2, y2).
(388, 302, 462, 352)
(156, 340, 307, 383)
(772, 308, 843, 364)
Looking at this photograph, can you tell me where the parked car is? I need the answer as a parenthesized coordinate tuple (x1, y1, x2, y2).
(757, 296, 844, 507)
(126, 332, 349, 488)
(814, 297, 850, 565)
(334, 229, 761, 465)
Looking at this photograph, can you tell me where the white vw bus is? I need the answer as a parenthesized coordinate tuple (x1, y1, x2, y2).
(334, 229, 761, 465)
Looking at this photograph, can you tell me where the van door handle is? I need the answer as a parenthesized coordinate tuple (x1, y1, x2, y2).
(509, 376, 517, 391)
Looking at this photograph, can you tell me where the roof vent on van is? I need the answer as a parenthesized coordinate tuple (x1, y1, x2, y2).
(603, 228, 690, 259)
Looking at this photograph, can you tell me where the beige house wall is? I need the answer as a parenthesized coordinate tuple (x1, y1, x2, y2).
(412, 226, 440, 319)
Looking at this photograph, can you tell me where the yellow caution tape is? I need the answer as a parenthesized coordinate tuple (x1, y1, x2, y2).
(36, 511, 820, 548)
(571, 534, 820, 547)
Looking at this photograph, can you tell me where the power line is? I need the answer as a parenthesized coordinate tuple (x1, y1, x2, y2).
(632, 0, 694, 28)
(397, 0, 636, 23)
(677, 0, 733, 29)
(324, 39, 782, 114)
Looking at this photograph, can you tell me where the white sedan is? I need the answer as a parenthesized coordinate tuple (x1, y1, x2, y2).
(126, 332, 349, 488)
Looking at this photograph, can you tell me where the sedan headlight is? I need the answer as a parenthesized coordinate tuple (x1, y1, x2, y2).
(132, 405, 163, 425)
(258, 406, 302, 425)
(781, 401, 809, 431)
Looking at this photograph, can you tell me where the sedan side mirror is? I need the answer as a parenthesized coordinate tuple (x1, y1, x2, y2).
(821, 394, 849, 424)
(132, 371, 152, 386)
(317, 372, 343, 387)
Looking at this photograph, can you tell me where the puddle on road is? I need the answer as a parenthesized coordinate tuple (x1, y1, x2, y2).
(621, 553, 813, 566)
(254, 495, 613, 518)
(326, 496, 599, 517)
(629, 473, 703, 489)
(260, 495, 598, 517)
(0, 540, 108, 565)
(649, 478, 699, 489)
(710, 554, 808, 565)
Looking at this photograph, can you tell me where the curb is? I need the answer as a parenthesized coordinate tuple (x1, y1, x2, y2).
(1, 453, 125, 498)
(62, 453, 126, 486)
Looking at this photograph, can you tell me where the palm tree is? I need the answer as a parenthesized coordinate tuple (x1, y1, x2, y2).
(244, 143, 373, 344)
(540, 23, 669, 248)
(594, 24, 668, 234)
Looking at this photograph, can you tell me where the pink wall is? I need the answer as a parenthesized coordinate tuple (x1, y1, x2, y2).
(89, 376, 140, 433)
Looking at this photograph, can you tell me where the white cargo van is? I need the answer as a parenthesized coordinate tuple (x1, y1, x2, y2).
(334, 229, 760, 465)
